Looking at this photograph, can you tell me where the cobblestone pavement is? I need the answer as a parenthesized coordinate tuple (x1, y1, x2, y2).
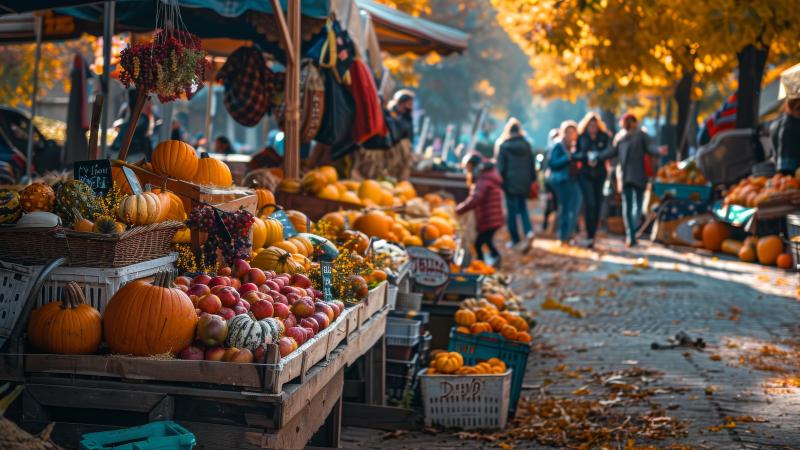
(342, 236, 800, 449)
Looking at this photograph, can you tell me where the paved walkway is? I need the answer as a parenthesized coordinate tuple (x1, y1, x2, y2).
(342, 237, 800, 449)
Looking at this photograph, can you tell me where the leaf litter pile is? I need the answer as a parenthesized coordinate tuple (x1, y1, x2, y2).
(461, 367, 689, 449)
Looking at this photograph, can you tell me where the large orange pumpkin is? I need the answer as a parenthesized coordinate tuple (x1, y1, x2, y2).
(454, 309, 476, 326)
(27, 281, 101, 354)
(756, 235, 784, 265)
(357, 180, 383, 204)
(193, 153, 233, 187)
(152, 140, 199, 181)
(103, 272, 197, 356)
(256, 189, 276, 217)
(286, 210, 309, 233)
(702, 221, 731, 252)
(354, 210, 391, 239)
(320, 211, 346, 234)
(153, 190, 187, 221)
(251, 217, 267, 249)
(117, 192, 162, 225)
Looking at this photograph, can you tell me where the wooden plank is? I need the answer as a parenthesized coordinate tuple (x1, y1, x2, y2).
(341, 403, 420, 431)
(262, 369, 344, 450)
(25, 354, 265, 388)
(364, 336, 386, 405)
(347, 310, 388, 367)
(345, 302, 362, 340)
(359, 282, 387, 327)
(179, 421, 265, 450)
(26, 383, 166, 413)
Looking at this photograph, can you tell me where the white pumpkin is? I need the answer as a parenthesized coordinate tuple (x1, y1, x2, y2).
(16, 211, 61, 228)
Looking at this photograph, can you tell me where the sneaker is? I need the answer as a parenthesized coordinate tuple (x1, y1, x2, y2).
(505, 241, 518, 250)
(523, 233, 535, 254)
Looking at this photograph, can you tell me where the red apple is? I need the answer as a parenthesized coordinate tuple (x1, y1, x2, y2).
(254, 345, 267, 363)
(331, 300, 345, 314)
(222, 347, 240, 362)
(229, 278, 241, 290)
(291, 273, 312, 289)
(196, 313, 228, 346)
(205, 346, 226, 361)
(312, 288, 323, 299)
(242, 291, 264, 305)
(245, 268, 267, 286)
(239, 283, 259, 296)
(272, 277, 285, 289)
(232, 259, 251, 279)
(311, 312, 330, 330)
(300, 317, 319, 334)
(178, 344, 204, 360)
(280, 285, 299, 296)
(233, 305, 248, 315)
(198, 294, 222, 314)
(291, 297, 315, 318)
(350, 275, 369, 299)
(315, 302, 335, 322)
(278, 337, 298, 357)
(218, 307, 236, 320)
(251, 300, 275, 320)
(273, 302, 290, 319)
(285, 326, 307, 346)
(239, 299, 251, 311)
(192, 274, 212, 285)
(219, 266, 232, 276)
(175, 284, 188, 293)
(283, 314, 297, 328)
(230, 348, 254, 363)
(210, 285, 227, 295)
(285, 292, 300, 305)
(271, 292, 288, 305)
(217, 287, 240, 308)
(187, 283, 211, 297)
(264, 280, 280, 292)
(326, 301, 341, 318)
(302, 327, 315, 341)
(208, 276, 228, 289)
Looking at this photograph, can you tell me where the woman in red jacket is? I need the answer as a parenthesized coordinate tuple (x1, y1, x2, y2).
(456, 153, 505, 267)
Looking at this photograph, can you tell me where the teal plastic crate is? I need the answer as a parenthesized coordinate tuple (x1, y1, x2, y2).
(80, 421, 196, 450)
(652, 181, 712, 202)
(447, 328, 531, 414)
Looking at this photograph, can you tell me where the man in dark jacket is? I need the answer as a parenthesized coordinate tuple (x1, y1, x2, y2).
(771, 66, 800, 175)
(496, 121, 536, 250)
(457, 154, 505, 267)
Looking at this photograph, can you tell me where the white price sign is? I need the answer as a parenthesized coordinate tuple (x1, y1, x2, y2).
(407, 246, 450, 287)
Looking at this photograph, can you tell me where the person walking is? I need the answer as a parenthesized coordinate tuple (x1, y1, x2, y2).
(574, 112, 612, 248)
(546, 121, 582, 246)
(602, 113, 668, 247)
(495, 118, 536, 251)
(456, 153, 505, 267)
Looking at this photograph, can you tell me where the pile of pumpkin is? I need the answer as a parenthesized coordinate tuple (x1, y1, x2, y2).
(463, 259, 496, 275)
(281, 165, 418, 208)
(698, 221, 792, 268)
(656, 160, 708, 185)
(724, 173, 800, 208)
(427, 352, 508, 375)
(453, 295, 532, 344)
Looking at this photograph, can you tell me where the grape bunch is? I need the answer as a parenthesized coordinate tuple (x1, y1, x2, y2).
(222, 208, 255, 238)
(190, 205, 255, 267)
(188, 205, 216, 231)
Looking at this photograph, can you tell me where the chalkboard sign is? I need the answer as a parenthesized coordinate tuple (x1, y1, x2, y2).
(121, 166, 143, 195)
(74, 159, 112, 197)
(321, 261, 333, 301)
(270, 209, 297, 239)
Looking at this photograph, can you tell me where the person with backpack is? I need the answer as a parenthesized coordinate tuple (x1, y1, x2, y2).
(456, 153, 505, 267)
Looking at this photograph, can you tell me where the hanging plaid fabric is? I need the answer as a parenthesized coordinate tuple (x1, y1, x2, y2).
(216, 46, 269, 127)
(346, 59, 388, 145)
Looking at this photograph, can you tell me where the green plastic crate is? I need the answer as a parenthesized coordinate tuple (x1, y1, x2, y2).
(447, 328, 531, 414)
(80, 421, 195, 450)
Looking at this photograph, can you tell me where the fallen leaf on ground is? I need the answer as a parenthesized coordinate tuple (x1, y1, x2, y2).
(623, 330, 641, 337)
(709, 354, 721, 361)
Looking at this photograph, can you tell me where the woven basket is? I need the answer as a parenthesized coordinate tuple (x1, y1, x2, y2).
(0, 221, 183, 267)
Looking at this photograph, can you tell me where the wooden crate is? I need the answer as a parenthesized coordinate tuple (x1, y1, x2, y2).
(358, 281, 388, 327)
(274, 191, 361, 220)
(25, 302, 359, 395)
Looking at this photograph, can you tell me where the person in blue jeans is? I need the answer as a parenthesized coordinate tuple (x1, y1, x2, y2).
(601, 113, 668, 246)
(495, 118, 536, 252)
(546, 121, 582, 245)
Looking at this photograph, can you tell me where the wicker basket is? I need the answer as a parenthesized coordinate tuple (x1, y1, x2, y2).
(0, 221, 183, 267)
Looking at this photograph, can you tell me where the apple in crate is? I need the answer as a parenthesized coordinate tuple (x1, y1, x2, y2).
(238, 283, 259, 296)
(283, 313, 297, 328)
(301, 327, 315, 342)
(291, 273, 312, 289)
(232, 259, 251, 279)
(285, 326, 307, 346)
(311, 312, 330, 330)
(205, 346, 226, 361)
(300, 317, 319, 334)
(175, 276, 192, 287)
(218, 307, 236, 320)
(245, 268, 267, 286)
(208, 276, 229, 289)
(178, 344, 204, 360)
(217, 286, 240, 308)
(196, 314, 228, 347)
(291, 297, 315, 318)
(187, 283, 210, 298)
(277, 337, 298, 357)
(198, 294, 222, 314)
(254, 345, 267, 363)
(251, 300, 274, 320)
(273, 302, 290, 319)
(192, 274, 212, 286)
(314, 302, 334, 322)
(229, 348, 253, 363)
(326, 301, 341, 319)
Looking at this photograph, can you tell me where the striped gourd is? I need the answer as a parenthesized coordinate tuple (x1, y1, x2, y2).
(226, 314, 269, 352)
(261, 318, 284, 343)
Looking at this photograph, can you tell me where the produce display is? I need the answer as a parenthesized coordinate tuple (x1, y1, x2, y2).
(294, 166, 418, 208)
(453, 296, 532, 344)
(696, 220, 792, 268)
(426, 352, 507, 375)
(724, 173, 800, 207)
(656, 160, 707, 185)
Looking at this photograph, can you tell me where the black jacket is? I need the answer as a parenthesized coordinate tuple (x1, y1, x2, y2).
(496, 135, 536, 197)
(574, 131, 611, 179)
(771, 113, 800, 174)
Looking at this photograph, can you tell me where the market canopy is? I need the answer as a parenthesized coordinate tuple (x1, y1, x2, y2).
(355, 0, 467, 55)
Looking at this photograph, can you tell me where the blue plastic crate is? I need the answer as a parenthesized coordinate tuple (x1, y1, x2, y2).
(447, 328, 531, 414)
(652, 182, 712, 202)
(80, 421, 196, 450)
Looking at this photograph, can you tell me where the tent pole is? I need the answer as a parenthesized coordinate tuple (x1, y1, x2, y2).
(204, 79, 214, 151)
(284, 0, 301, 179)
(25, 15, 43, 183)
(100, 1, 114, 158)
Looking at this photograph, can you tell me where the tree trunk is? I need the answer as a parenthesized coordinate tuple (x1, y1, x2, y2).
(673, 70, 694, 160)
(735, 44, 770, 130)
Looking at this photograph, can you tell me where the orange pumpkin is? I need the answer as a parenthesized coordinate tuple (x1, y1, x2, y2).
(455, 326, 471, 334)
(320, 211, 346, 234)
(339, 230, 370, 254)
(286, 210, 309, 233)
(484, 293, 506, 311)
(475, 307, 496, 322)
(27, 281, 101, 354)
(152, 190, 187, 221)
(516, 331, 533, 343)
(251, 217, 267, 250)
(263, 217, 284, 247)
(738, 244, 756, 262)
(256, 189, 276, 217)
(272, 240, 299, 255)
(354, 210, 392, 239)
(500, 324, 518, 340)
(193, 153, 233, 187)
(454, 308, 476, 326)
(507, 315, 529, 332)
(112, 166, 134, 194)
(19, 182, 55, 212)
(152, 140, 199, 181)
(117, 192, 162, 225)
(702, 221, 731, 252)
(487, 358, 507, 372)
(756, 236, 784, 265)
(470, 321, 493, 334)
(103, 271, 198, 356)
(432, 351, 463, 374)
(776, 253, 793, 269)
(488, 315, 508, 332)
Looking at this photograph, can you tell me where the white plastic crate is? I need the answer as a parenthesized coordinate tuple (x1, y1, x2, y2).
(387, 316, 422, 340)
(35, 254, 177, 313)
(419, 369, 511, 430)
(386, 333, 420, 347)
